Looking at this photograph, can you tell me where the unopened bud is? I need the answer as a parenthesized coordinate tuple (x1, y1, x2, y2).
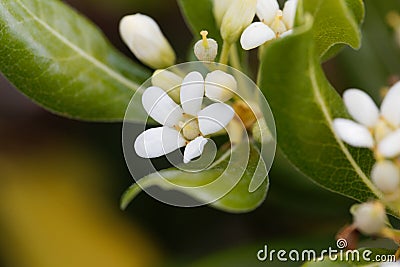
(227, 118, 244, 144)
(387, 11, 400, 47)
(194, 31, 218, 62)
(119, 14, 176, 69)
(221, 0, 257, 44)
(371, 160, 400, 194)
(151, 70, 182, 103)
(252, 118, 273, 144)
(213, 0, 231, 27)
(351, 202, 387, 235)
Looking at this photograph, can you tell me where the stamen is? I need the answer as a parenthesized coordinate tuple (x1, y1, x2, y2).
(270, 10, 286, 38)
(200, 30, 209, 48)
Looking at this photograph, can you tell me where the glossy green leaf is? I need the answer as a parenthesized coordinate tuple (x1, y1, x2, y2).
(177, 0, 222, 50)
(259, 14, 385, 210)
(302, 248, 396, 267)
(301, 0, 364, 60)
(0, 0, 150, 121)
(121, 141, 269, 213)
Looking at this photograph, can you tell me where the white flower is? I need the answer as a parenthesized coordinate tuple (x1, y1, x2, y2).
(240, 0, 298, 50)
(351, 201, 387, 235)
(194, 31, 218, 62)
(371, 160, 400, 194)
(135, 71, 236, 163)
(333, 82, 400, 158)
(119, 14, 176, 69)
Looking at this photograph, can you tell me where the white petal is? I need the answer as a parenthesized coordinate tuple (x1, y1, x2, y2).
(282, 0, 298, 29)
(183, 136, 208, 163)
(205, 70, 237, 102)
(371, 160, 400, 194)
(343, 89, 379, 127)
(381, 81, 400, 127)
(333, 119, 374, 148)
(256, 0, 279, 25)
(180, 71, 205, 116)
(378, 129, 400, 158)
(134, 127, 186, 158)
(142, 86, 183, 127)
(198, 103, 235, 136)
(194, 37, 218, 61)
(240, 22, 275, 50)
(280, 29, 293, 38)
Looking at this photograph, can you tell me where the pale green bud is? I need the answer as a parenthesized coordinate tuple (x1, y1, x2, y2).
(213, 0, 231, 27)
(351, 202, 387, 235)
(151, 69, 182, 103)
(220, 0, 257, 44)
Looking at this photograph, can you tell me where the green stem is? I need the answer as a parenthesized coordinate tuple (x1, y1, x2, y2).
(229, 43, 242, 71)
(219, 42, 231, 65)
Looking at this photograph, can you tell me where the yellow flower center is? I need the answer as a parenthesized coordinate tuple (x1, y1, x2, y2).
(179, 115, 201, 141)
(270, 10, 287, 37)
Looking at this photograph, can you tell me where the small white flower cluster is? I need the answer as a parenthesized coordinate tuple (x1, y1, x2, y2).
(334, 82, 400, 236)
(134, 70, 237, 163)
(240, 0, 298, 50)
(214, 0, 298, 50)
(334, 82, 400, 197)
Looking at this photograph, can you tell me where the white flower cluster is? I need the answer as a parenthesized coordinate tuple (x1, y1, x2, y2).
(118, 1, 299, 69)
(240, 0, 298, 50)
(334, 82, 400, 197)
(334, 82, 400, 236)
(134, 70, 237, 163)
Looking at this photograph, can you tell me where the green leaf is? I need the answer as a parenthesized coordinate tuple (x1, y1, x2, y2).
(302, 248, 396, 267)
(121, 141, 269, 213)
(0, 0, 150, 121)
(337, 0, 400, 101)
(259, 14, 385, 210)
(177, 0, 223, 50)
(301, 0, 364, 60)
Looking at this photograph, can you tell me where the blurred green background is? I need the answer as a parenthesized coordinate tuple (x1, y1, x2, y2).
(0, 0, 399, 266)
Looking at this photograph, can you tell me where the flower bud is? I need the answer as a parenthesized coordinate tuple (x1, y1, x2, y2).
(371, 160, 400, 194)
(194, 31, 218, 62)
(220, 0, 257, 44)
(152, 70, 182, 103)
(119, 14, 176, 69)
(213, 0, 231, 27)
(387, 11, 400, 47)
(205, 70, 237, 102)
(351, 202, 387, 235)
(227, 118, 244, 144)
(252, 118, 273, 144)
